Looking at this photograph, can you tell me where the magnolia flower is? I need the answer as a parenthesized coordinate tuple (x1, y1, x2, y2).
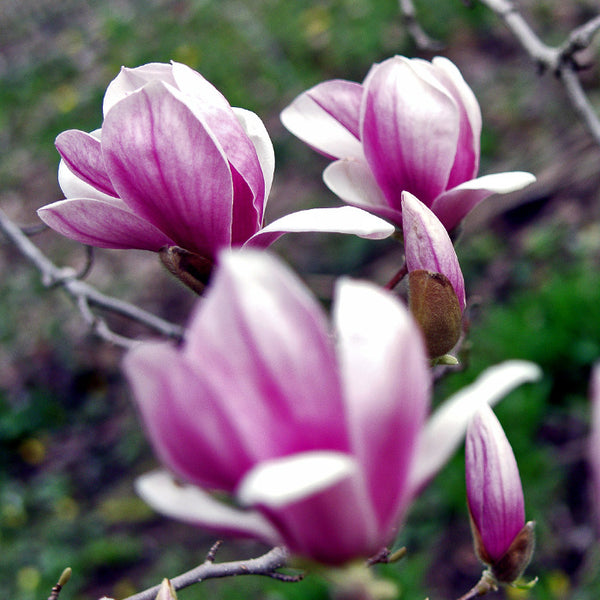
(281, 55, 536, 231)
(401, 191, 465, 357)
(124, 249, 541, 565)
(590, 363, 600, 534)
(38, 62, 393, 265)
(466, 404, 535, 583)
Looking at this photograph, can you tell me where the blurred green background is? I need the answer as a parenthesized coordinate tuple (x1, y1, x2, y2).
(1, 1, 600, 599)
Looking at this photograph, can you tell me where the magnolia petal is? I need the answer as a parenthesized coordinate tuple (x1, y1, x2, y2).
(233, 107, 275, 201)
(245, 206, 395, 249)
(334, 278, 430, 531)
(102, 81, 234, 257)
(466, 404, 525, 562)
(124, 342, 257, 491)
(401, 191, 466, 311)
(103, 63, 177, 116)
(55, 130, 117, 197)
(431, 57, 481, 187)
(431, 171, 537, 231)
(238, 452, 380, 564)
(38, 198, 174, 250)
(361, 57, 460, 208)
(136, 470, 280, 543)
(237, 451, 358, 508)
(183, 250, 349, 460)
(58, 159, 119, 203)
(323, 159, 403, 226)
(281, 81, 364, 160)
(408, 360, 542, 497)
(172, 62, 266, 215)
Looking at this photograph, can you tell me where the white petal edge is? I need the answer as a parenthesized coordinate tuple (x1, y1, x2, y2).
(244, 206, 395, 248)
(232, 107, 275, 201)
(237, 451, 358, 509)
(449, 171, 536, 193)
(281, 93, 364, 160)
(136, 470, 280, 543)
(58, 159, 121, 203)
(407, 360, 542, 496)
(323, 160, 403, 224)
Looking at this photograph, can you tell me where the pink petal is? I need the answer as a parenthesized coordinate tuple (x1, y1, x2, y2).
(124, 342, 257, 491)
(361, 57, 460, 209)
(280, 81, 365, 160)
(431, 171, 537, 231)
(55, 130, 117, 197)
(183, 250, 349, 460)
(408, 361, 542, 497)
(401, 191, 466, 311)
(232, 107, 275, 202)
(172, 62, 266, 219)
(431, 57, 482, 187)
(102, 81, 235, 257)
(245, 206, 395, 249)
(38, 198, 174, 250)
(238, 452, 381, 564)
(135, 470, 280, 543)
(58, 159, 119, 202)
(103, 63, 177, 116)
(334, 278, 430, 532)
(466, 405, 525, 562)
(323, 159, 403, 226)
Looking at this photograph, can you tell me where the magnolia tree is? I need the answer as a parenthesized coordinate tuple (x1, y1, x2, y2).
(2, 3, 600, 600)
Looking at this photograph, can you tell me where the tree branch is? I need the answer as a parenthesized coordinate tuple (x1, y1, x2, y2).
(477, 0, 600, 146)
(0, 208, 185, 348)
(118, 545, 294, 600)
(398, 0, 444, 51)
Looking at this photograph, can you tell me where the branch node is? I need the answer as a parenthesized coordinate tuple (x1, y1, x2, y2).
(205, 540, 223, 563)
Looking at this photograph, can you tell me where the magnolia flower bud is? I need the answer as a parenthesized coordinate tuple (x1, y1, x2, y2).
(466, 405, 534, 584)
(408, 269, 462, 358)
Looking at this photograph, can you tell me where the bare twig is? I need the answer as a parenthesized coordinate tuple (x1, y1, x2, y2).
(399, 0, 444, 51)
(455, 570, 498, 600)
(477, 0, 600, 146)
(119, 545, 293, 600)
(0, 208, 185, 348)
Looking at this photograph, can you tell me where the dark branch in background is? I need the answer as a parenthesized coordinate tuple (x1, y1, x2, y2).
(400, 0, 600, 147)
(398, 0, 444, 51)
(118, 544, 296, 600)
(477, 0, 600, 145)
(0, 208, 185, 349)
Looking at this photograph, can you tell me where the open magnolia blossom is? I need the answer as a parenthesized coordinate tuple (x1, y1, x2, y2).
(38, 62, 394, 263)
(466, 404, 535, 583)
(281, 55, 536, 231)
(124, 249, 541, 565)
(590, 363, 600, 534)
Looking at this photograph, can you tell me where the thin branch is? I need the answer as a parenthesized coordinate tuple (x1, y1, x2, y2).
(455, 570, 498, 600)
(0, 208, 184, 348)
(119, 546, 292, 600)
(477, 0, 600, 146)
(398, 0, 444, 51)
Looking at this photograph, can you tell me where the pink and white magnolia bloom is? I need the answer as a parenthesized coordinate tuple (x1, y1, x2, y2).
(281, 55, 536, 231)
(38, 62, 394, 259)
(124, 249, 540, 564)
(466, 404, 527, 568)
(401, 190, 466, 311)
